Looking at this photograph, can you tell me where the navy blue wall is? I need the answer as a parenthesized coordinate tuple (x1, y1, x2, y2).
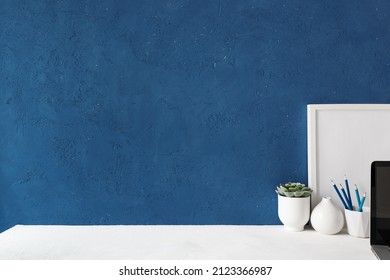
(1, 0, 390, 231)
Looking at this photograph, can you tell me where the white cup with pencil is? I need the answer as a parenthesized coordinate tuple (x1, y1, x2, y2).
(332, 176, 369, 238)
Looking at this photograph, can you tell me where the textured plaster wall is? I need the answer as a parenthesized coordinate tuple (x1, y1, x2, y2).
(1, 0, 390, 231)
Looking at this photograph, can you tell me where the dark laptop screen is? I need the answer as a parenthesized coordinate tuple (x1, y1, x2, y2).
(371, 162, 390, 245)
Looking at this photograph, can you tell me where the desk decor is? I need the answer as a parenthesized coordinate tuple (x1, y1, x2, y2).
(276, 182, 312, 231)
(307, 104, 390, 210)
(344, 207, 370, 238)
(331, 178, 366, 211)
(331, 178, 369, 237)
(310, 197, 344, 235)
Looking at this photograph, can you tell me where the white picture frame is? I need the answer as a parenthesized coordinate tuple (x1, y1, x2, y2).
(307, 104, 390, 209)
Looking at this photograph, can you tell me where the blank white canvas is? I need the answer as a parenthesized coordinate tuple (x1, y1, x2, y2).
(308, 104, 390, 210)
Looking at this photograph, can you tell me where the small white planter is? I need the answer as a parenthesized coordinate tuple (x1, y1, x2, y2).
(278, 195, 311, 231)
(344, 206, 370, 238)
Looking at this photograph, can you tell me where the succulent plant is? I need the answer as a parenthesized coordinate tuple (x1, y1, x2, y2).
(276, 182, 312, 198)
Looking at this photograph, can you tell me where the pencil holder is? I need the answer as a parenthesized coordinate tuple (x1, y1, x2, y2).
(344, 207, 370, 238)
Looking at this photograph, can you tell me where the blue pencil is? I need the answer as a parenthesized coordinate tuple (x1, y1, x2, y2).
(340, 184, 352, 210)
(358, 193, 366, 212)
(331, 180, 349, 209)
(354, 184, 361, 207)
(345, 175, 352, 209)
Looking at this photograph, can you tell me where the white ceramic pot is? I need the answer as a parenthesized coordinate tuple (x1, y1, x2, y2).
(278, 195, 310, 231)
(344, 207, 370, 238)
(310, 197, 344, 235)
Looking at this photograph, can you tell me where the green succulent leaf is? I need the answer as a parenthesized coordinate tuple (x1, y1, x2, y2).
(301, 191, 312, 197)
(294, 191, 304, 197)
(284, 192, 295, 197)
(279, 186, 287, 192)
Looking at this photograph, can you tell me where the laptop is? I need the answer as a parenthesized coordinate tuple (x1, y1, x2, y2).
(371, 161, 390, 260)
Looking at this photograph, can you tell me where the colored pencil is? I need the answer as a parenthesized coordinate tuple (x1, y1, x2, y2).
(345, 175, 352, 209)
(331, 180, 348, 209)
(354, 184, 361, 208)
(340, 184, 352, 210)
(358, 193, 366, 212)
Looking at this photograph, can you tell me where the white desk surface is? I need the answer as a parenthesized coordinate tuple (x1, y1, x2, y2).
(0, 225, 376, 260)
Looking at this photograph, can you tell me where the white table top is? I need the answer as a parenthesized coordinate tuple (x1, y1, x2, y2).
(0, 225, 376, 260)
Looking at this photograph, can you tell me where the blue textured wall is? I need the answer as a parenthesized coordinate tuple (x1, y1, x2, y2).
(1, 0, 390, 231)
